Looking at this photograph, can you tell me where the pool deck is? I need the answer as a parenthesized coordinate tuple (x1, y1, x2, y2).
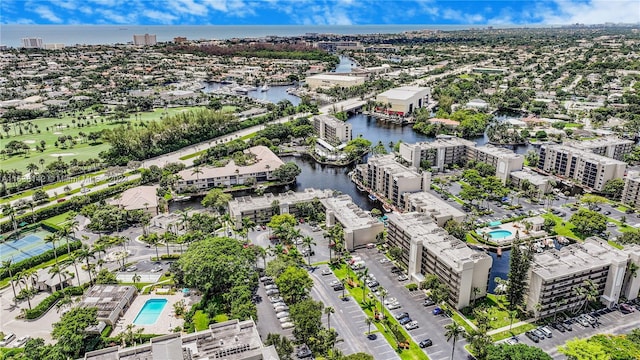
(114, 292, 197, 336)
(477, 221, 541, 246)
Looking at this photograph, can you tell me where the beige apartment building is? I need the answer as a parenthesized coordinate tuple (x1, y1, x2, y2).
(526, 237, 629, 319)
(510, 170, 553, 198)
(305, 74, 365, 90)
(354, 154, 430, 208)
(312, 114, 352, 145)
(538, 145, 626, 191)
(133, 33, 157, 46)
(467, 145, 524, 184)
(403, 191, 466, 227)
(386, 212, 492, 309)
(621, 171, 640, 209)
(227, 189, 333, 229)
(323, 195, 385, 251)
(375, 86, 430, 116)
(564, 137, 634, 161)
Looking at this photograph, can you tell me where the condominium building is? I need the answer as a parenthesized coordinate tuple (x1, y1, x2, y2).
(399, 136, 474, 172)
(305, 74, 365, 90)
(133, 33, 157, 46)
(623, 245, 640, 301)
(403, 191, 466, 227)
(322, 194, 384, 251)
(510, 170, 553, 197)
(537, 145, 626, 191)
(354, 154, 430, 208)
(526, 237, 628, 319)
(312, 115, 352, 145)
(621, 171, 640, 209)
(467, 145, 524, 184)
(175, 146, 284, 192)
(79, 285, 137, 326)
(399, 136, 523, 183)
(84, 319, 279, 360)
(21, 37, 43, 49)
(386, 212, 492, 309)
(227, 188, 333, 229)
(375, 86, 430, 116)
(564, 137, 634, 161)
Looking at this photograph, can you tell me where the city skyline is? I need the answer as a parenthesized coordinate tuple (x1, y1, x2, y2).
(1, 0, 639, 26)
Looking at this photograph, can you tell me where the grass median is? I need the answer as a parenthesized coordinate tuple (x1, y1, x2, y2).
(332, 264, 428, 360)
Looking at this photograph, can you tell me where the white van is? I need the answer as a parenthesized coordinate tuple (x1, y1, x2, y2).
(0, 333, 15, 347)
(538, 326, 553, 338)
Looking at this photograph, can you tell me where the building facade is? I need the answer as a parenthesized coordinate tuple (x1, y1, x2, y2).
(537, 145, 626, 191)
(467, 145, 524, 184)
(305, 74, 365, 90)
(510, 170, 553, 198)
(375, 86, 430, 116)
(403, 191, 466, 227)
(21, 38, 43, 49)
(526, 237, 628, 319)
(621, 171, 640, 209)
(386, 212, 492, 309)
(322, 195, 384, 251)
(354, 154, 430, 208)
(564, 137, 634, 161)
(312, 115, 352, 145)
(133, 33, 157, 46)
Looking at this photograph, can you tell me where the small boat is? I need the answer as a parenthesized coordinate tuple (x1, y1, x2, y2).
(368, 194, 378, 202)
(382, 204, 392, 213)
(357, 186, 366, 192)
(260, 83, 269, 92)
(233, 86, 249, 94)
(496, 247, 502, 257)
(173, 195, 191, 202)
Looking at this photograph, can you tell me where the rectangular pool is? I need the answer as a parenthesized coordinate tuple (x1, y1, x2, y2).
(133, 299, 168, 325)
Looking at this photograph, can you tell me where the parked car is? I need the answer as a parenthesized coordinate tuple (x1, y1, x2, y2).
(419, 339, 433, 348)
(329, 280, 341, 287)
(399, 316, 412, 325)
(394, 312, 409, 320)
(272, 302, 286, 309)
(333, 284, 344, 291)
(260, 276, 273, 283)
(126, 266, 137, 272)
(551, 322, 566, 333)
(296, 345, 312, 359)
(539, 326, 553, 338)
(366, 280, 379, 288)
(265, 284, 278, 290)
(0, 333, 16, 347)
(390, 267, 403, 274)
(279, 317, 290, 323)
(379, 258, 390, 263)
(620, 303, 635, 314)
(269, 296, 283, 303)
(281, 322, 294, 329)
(321, 269, 332, 276)
(505, 337, 518, 345)
(275, 305, 289, 313)
(432, 307, 443, 315)
(397, 274, 409, 281)
(405, 321, 419, 330)
(525, 331, 539, 343)
(387, 302, 401, 310)
(422, 298, 435, 307)
(384, 297, 397, 305)
(266, 289, 280, 296)
(276, 311, 290, 319)
(14, 336, 30, 347)
(583, 314, 597, 325)
(532, 328, 546, 340)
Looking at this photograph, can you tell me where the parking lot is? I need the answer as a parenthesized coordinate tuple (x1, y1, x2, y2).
(255, 279, 295, 343)
(355, 249, 469, 360)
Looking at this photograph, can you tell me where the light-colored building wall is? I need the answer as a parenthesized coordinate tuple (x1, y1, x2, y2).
(623, 245, 640, 301)
(133, 33, 157, 46)
(467, 145, 524, 184)
(510, 170, 553, 197)
(526, 237, 628, 319)
(375, 86, 430, 116)
(386, 212, 492, 309)
(322, 195, 384, 251)
(21, 38, 43, 49)
(312, 115, 352, 145)
(564, 137, 634, 161)
(622, 171, 640, 209)
(403, 191, 466, 227)
(305, 74, 365, 90)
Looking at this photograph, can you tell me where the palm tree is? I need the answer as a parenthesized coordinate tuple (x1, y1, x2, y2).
(191, 166, 203, 181)
(378, 287, 388, 318)
(365, 317, 374, 335)
(132, 273, 141, 286)
(65, 252, 82, 286)
(48, 264, 67, 291)
(324, 306, 335, 329)
(357, 268, 369, 301)
(302, 236, 316, 265)
(77, 244, 95, 285)
(177, 208, 191, 232)
(2, 204, 17, 233)
(444, 322, 465, 360)
(241, 217, 255, 241)
(2, 259, 18, 306)
(18, 269, 37, 309)
(44, 233, 64, 287)
(254, 246, 267, 270)
(471, 286, 481, 306)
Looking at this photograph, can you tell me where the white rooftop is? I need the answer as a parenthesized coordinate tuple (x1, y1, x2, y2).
(378, 86, 429, 101)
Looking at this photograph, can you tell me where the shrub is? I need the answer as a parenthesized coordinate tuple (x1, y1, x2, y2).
(0, 240, 82, 280)
(405, 283, 418, 291)
(23, 285, 85, 319)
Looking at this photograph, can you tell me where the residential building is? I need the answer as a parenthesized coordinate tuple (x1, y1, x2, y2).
(109, 185, 159, 216)
(537, 145, 626, 191)
(175, 146, 284, 192)
(227, 189, 333, 229)
(564, 137, 634, 161)
(133, 33, 157, 46)
(173, 36, 187, 43)
(84, 319, 279, 360)
(322, 195, 384, 251)
(622, 171, 640, 209)
(622, 245, 640, 301)
(403, 191, 466, 227)
(354, 154, 430, 208)
(312, 115, 352, 145)
(510, 170, 553, 198)
(79, 285, 137, 326)
(399, 136, 474, 172)
(386, 212, 493, 309)
(305, 74, 365, 90)
(21, 38, 43, 49)
(375, 86, 430, 116)
(43, 43, 65, 50)
(526, 237, 628, 319)
(467, 145, 524, 184)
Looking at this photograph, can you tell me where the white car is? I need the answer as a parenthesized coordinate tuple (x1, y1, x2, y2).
(281, 322, 294, 329)
(0, 333, 15, 347)
(14, 336, 30, 347)
(405, 321, 419, 330)
(269, 296, 283, 303)
(398, 274, 409, 281)
(384, 297, 397, 305)
(279, 317, 291, 323)
(379, 258, 390, 263)
(329, 280, 341, 287)
(272, 302, 286, 309)
(275, 305, 289, 313)
(387, 302, 402, 310)
(276, 311, 290, 319)
(265, 284, 278, 290)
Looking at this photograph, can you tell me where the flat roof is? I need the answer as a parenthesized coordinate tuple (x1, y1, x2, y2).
(405, 191, 466, 219)
(109, 185, 158, 211)
(564, 137, 634, 149)
(307, 74, 365, 81)
(322, 195, 381, 230)
(228, 188, 333, 213)
(368, 155, 422, 180)
(544, 145, 627, 166)
(510, 170, 549, 186)
(378, 86, 429, 101)
(313, 114, 350, 129)
(405, 136, 475, 150)
(475, 145, 523, 160)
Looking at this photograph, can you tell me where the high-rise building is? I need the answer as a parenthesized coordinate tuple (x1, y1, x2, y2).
(133, 33, 157, 46)
(21, 37, 43, 49)
(621, 171, 640, 209)
(564, 137, 634, 161)
(312, 115, 352, 145)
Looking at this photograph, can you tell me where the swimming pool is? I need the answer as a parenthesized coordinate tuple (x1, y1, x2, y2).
(488, 221, 502, 227)
(488, 230, 513, 239)
(133, 299, 167, 325)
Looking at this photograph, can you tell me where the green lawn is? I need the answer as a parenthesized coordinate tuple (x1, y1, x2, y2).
(43, 211, 73, 227)
(193, 310, 210, 331)
(490, 323, 537, 341)
(541, 213, 580, 239)
(463, 295, 522, 330)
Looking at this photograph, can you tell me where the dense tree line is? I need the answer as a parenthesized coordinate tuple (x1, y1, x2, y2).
(413, 109, 490, 138)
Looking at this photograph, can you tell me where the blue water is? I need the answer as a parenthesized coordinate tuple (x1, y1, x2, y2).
(133, 299, 168, 325)
(488, 221, 502, 226)
(488, 230, 513, 239)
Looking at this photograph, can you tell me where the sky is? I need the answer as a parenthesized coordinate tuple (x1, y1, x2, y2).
(1, 0, 639, 26)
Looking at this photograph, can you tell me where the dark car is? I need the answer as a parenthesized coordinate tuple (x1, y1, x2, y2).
(432, 307, 443, 315)
(367, 333, 377, 340)
(390, 267, 403, 274)
(604, 211, 611, 215)
(399, 316, 412, 325)
(296, 346, 312, 359)
(422, 298, 435, 307)
(395, 312, 409, 320)
(419, 339, 433, 348)
(333, 284, 344, 291)
(551, 322, 566, 333)
(562, 320, 573, 331)
(525, 331, 539, 343)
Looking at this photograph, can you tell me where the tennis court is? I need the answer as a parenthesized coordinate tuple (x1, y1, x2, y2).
(0, 230, 55, 263)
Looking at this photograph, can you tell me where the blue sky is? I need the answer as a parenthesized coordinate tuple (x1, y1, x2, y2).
(1, 0, 639, 26)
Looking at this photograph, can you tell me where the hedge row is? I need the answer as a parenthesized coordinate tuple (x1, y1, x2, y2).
(0, 240, 82, 280)
(24, 285, 85, 319)
(0, 178, 142, 234)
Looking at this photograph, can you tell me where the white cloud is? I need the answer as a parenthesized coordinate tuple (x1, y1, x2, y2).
(144, 9, 178, 24)
(441, 8, 485, 23)
(202, 0, 228, 12)
(539, 0, 640, 24)
(34, 5, 63, 23)
(173, 0, 208, 15)
(96, 9, 137, 23)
